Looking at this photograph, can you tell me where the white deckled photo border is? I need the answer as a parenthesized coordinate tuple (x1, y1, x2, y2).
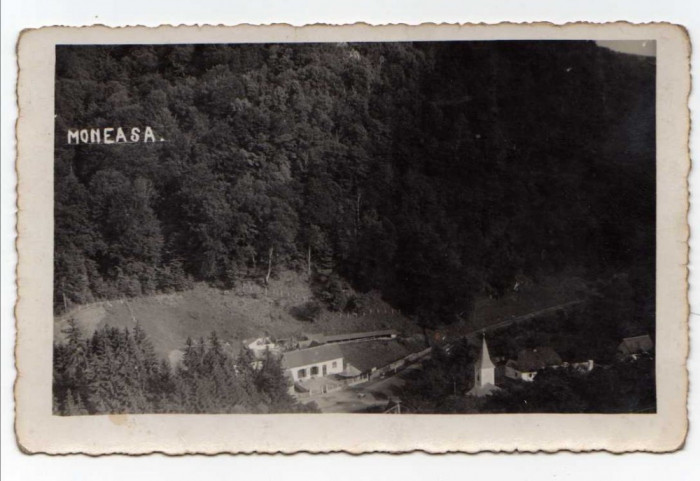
(15, 22, 689, 454)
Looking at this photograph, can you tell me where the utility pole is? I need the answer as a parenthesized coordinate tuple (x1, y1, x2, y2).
(307, 245, 312, 276)
(61, 278, 68, 312)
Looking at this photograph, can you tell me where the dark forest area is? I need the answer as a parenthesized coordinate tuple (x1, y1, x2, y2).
(397, 337, 655, 414)
(53, 320, 315, 415)
(54, 41, 655, 337)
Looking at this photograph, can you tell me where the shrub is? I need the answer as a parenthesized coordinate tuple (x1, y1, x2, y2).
(289, 301, 322, 322)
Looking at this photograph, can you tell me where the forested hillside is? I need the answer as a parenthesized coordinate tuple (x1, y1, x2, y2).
(55, 41, 655, 332)
(53, 319, 314, 414)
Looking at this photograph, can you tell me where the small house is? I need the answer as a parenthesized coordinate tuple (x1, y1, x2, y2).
(505, 347, 563, 382)
(566, 359, 595, 373)
(298, 333, 326, 349)
(617, 335, 654, 360)
(244, 337, 277, 357)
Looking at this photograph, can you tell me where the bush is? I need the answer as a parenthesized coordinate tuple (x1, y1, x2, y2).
(157, 260, 192, 292)
(344, 294, 366, 313)
(289, 301, 322, 322)
(313, 274, 347, 311)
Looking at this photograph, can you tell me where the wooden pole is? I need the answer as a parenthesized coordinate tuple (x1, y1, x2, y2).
(61, 278, 68, 312)
(307, 245, 312, 276)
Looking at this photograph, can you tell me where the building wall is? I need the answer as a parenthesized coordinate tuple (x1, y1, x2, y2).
(570, 360, 595, 372)
(505, 365, 536, 382)
(290, 356, 344, 382)
(476, 366, 495, 387)
(341, 374, 370, 386)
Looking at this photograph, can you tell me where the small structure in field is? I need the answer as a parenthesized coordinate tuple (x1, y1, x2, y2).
(467, 335, 501, 397)
(565, 359, 595, 373)
(505, 347, 563, 382)
(244, 336, 277, 357)
(297, 333, 326, 349)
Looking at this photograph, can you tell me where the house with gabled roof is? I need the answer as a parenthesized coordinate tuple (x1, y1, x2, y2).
(244, 336, 277, 358)
(282, 344, 344, 383)
(505, 346, 563, 382)
(617, 334, 654, 360)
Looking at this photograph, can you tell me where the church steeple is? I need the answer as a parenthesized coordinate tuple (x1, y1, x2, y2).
(474, 333, 495, 388)
(475, 334, 495, 371)
(467, 333, 501, 397)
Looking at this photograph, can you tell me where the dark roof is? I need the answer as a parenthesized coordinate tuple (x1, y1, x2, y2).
(339, 339, 421, 373)
(618, 335, 654, 356)
(282, 344, 343, 369)
(509, 347, 562, 372)
(324, 330, 397, 343)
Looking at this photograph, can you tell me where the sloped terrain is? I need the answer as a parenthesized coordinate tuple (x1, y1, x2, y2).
(55, 271, 420, 361)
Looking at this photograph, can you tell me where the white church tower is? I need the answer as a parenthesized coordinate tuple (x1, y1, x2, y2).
(475, 334, 495, 387)
(467, 333, 500, 397)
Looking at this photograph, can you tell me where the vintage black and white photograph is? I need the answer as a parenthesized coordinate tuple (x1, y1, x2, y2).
(49, 38, 660, 417)
(11, 21, 689, 455)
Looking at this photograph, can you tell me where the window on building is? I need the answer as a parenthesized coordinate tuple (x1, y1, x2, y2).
(298, 369, 306, 379)
(310, 366, 319, 376)
(332, 361, 337, 368)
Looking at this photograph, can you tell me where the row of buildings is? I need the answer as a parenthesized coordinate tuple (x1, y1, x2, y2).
(245, 329, 427, 396)
(246, 326, 654, 400)
(467, 334, 654, 397)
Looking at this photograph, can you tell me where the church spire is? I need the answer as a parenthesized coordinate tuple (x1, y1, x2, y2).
(475, 333, 495, 371)
(467, 333, 500, 397)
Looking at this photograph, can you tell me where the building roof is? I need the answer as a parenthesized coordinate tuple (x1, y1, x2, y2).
(475, 335, 495, 371)
(508, 347, 562, 372)
(618, 335, 654, 356)
(282, 344, 343, 369)
(339, 339, 422, 373)
(337, 364, 363, 378)
(324, 329, 397, 344)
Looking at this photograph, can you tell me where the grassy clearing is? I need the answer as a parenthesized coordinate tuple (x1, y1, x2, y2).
(54, 271, 589, 361)
(55, 271, 419, 360)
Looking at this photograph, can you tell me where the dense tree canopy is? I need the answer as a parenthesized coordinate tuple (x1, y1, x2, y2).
(53, 321, 313, 414)
(54, 41, 655, 333)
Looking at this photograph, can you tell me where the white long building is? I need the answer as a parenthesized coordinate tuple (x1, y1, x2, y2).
(282, 344, 344, 382)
